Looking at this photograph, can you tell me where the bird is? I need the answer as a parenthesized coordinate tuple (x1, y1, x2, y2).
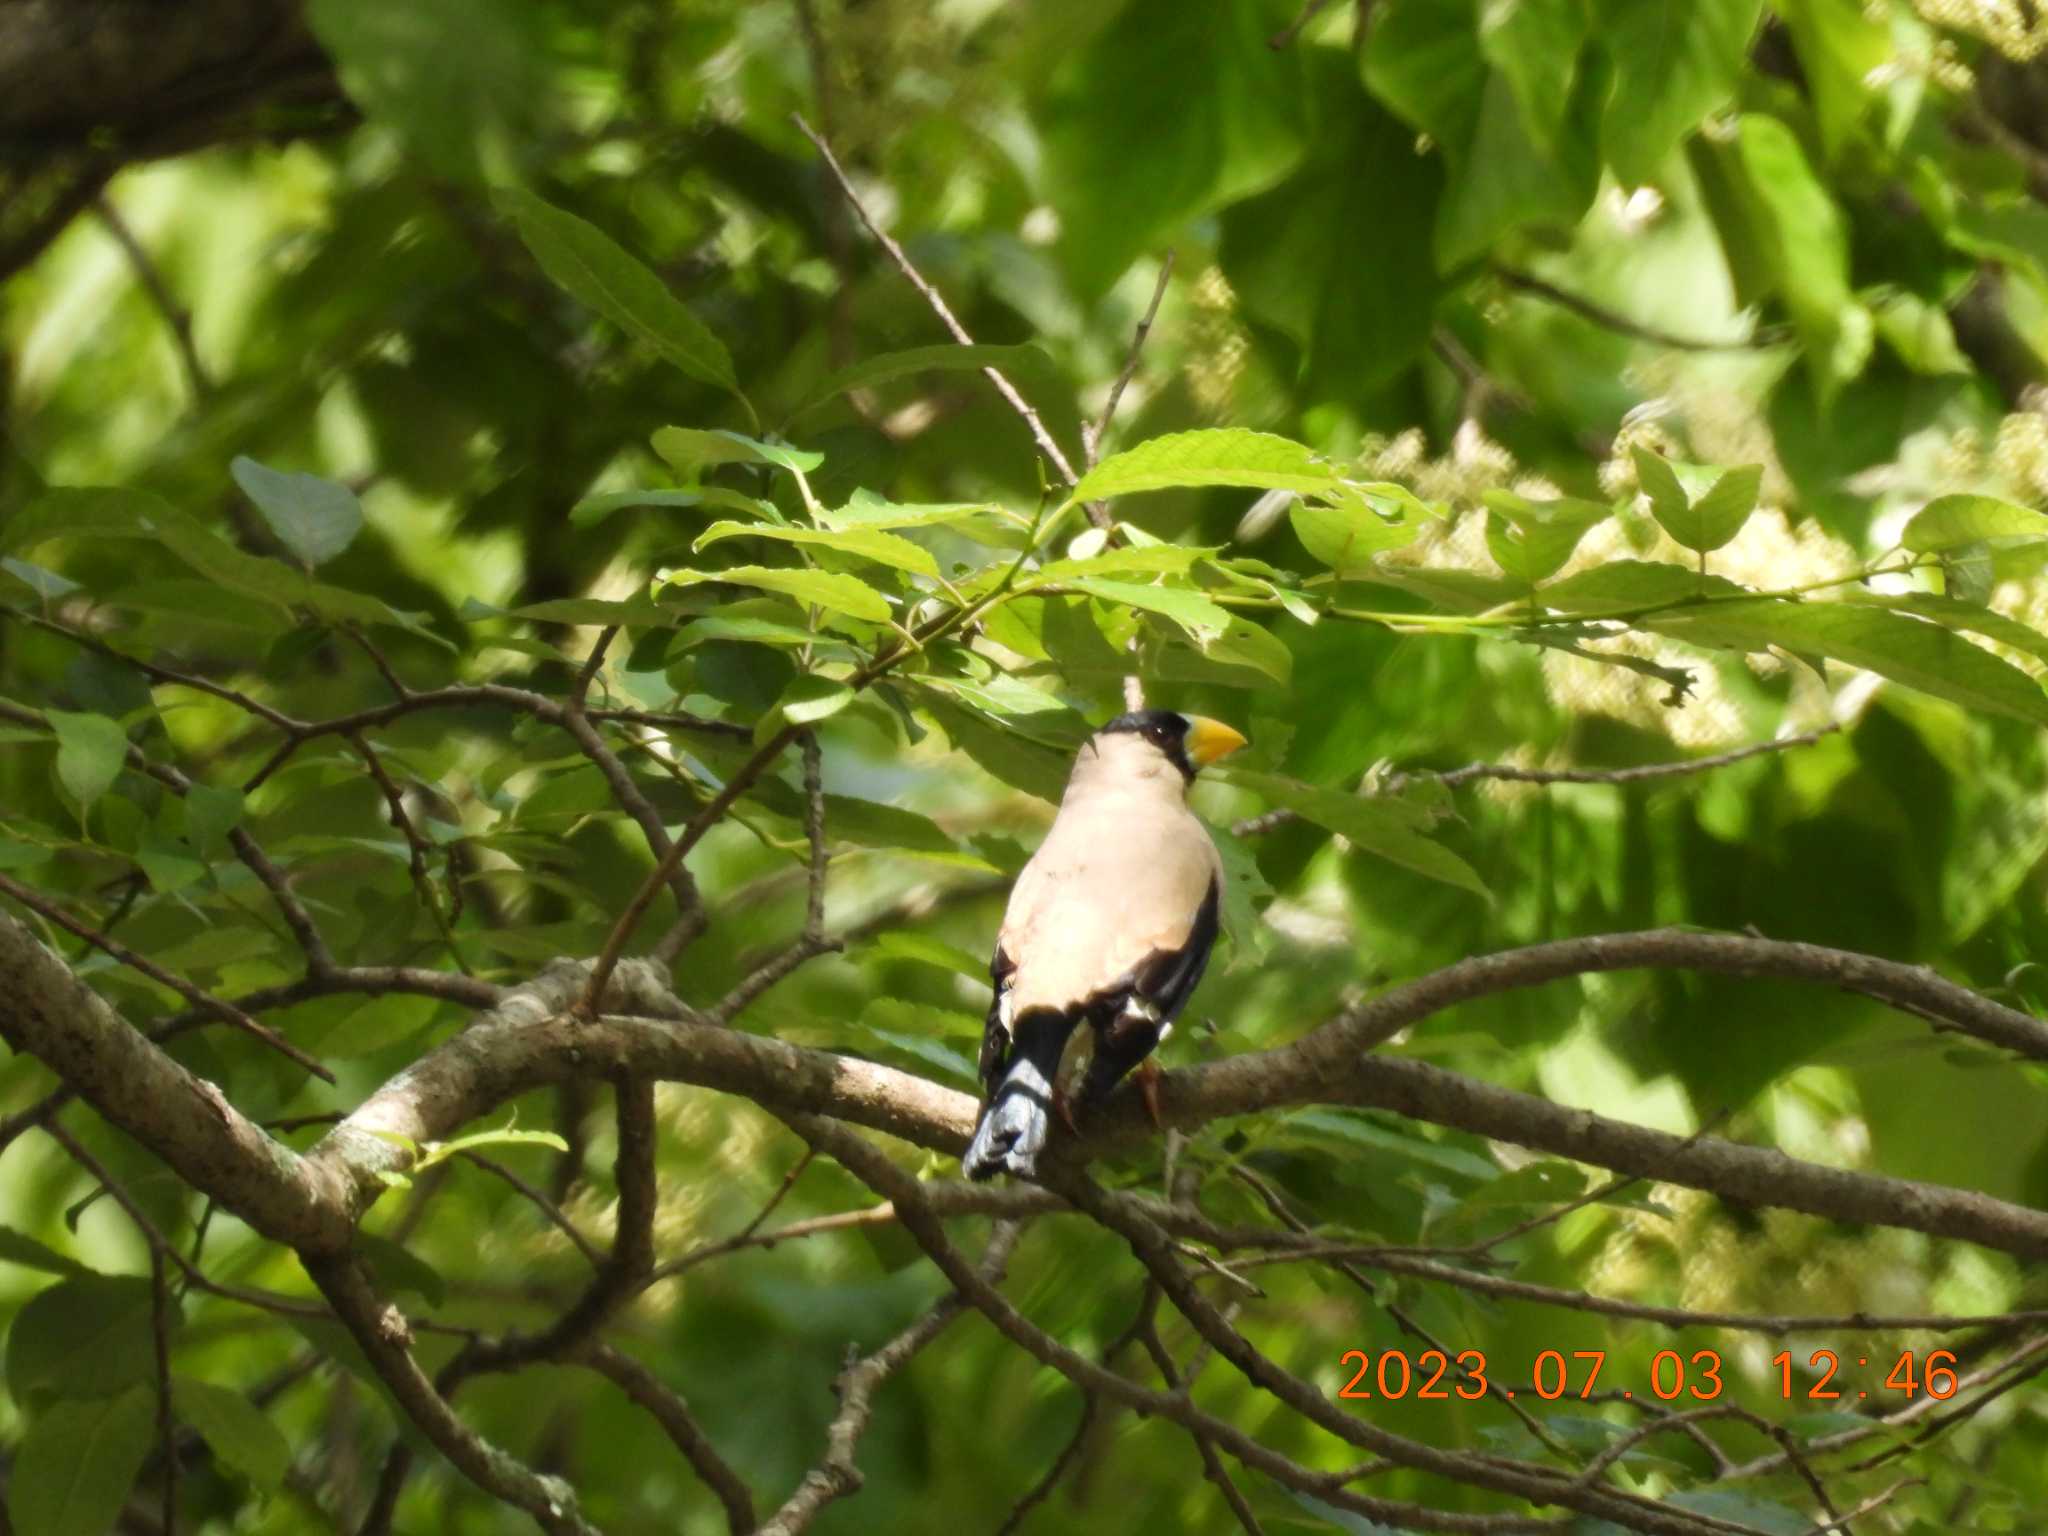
(962, 709, 1247, 1181)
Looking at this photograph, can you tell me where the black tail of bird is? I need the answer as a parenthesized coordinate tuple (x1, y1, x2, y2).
(962, 1011, 1069, 1180)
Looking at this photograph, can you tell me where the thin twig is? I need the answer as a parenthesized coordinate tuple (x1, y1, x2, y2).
(453, 1150, 604, 1268)
(0, 871, 334, 1082)
(1234, 725, 1841, 838)
(790, 113, 1087, 499)
(1084, 249, 1175, 467)
(580, 1343, 757, 1534)
(1270, 0, 1337, 47)
(1494, 265, 1796, 352)
(753, 1219, 1024, 1536)
(94, 192, 211, 399)
(152, 1245, 180, 1536)
(712, 731, 840, 1022)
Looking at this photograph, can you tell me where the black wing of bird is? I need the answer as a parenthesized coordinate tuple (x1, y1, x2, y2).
(979, 941, 1015, 1097)
(1079, 876, 1220, 1106)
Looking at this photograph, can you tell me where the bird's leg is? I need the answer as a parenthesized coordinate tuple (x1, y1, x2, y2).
(1053, 1081, 1082, 1138)
(1135, 1057, 1164, 1130)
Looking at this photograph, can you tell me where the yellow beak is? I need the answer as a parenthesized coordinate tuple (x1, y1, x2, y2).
(1183, 715, 1248, 768)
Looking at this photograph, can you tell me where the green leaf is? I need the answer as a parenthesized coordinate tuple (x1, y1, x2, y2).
(1054, 577, 1234, 639)
(229, 456, 364, 568)
(1843, 590, 2048, 672)
(661, 565, 890, 623)
(1199, 615, 1293, 684)
(786, 343, 1057, 420)
(695, 519, 938, 578)
(1735, 114, 1871, 393)
(0, 1226, 89, 1277)
(45, 711, 128, 815)
(494, 189, 741, 398)
(1290, 483, 1424, 571)
(306, 0, 540, 183)
(183, 784, 246, 858)
(173, 1377, 291, 1490)
(7, 1275, 171, 1403)
(817, 489, 1017, 533)
(1535, 561, 1748, 615)
(652, 427, 821, 478)
(1479, 0, 1589, 153)
(1870, 289, 1970, 375)
(1217, 768, 1490, 899)
(354, 1233, 449, 1309)
(1647, 600, 2048, 725)
(1040, 0, 1304, 294)
(1220, 56, 1444, 391)
(1069, 429, 1337, 507)
(758, 673, 856, 742)
(569, 487, 769, 528)
(870, 932, 990, 981)
(1900, 494, 2048, 553)
(1685, 463, 1764, 549)
(1480, 491, 1611, 583)
(1632, 450, 1759, 554)
(1600, 0, 1763, 184)
(1035, 544, 1215, 582)
(8, 1386, 156, 1536)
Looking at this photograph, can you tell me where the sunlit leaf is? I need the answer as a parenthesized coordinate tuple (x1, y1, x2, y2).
(1648, 599, 2048, 724)
(786, 343, 1058, 420)
(1069, 429, 1338, 506)
(661, 565, 891, 622)
(696, 519, 939, 577)
(1900, 494, 2048, 553)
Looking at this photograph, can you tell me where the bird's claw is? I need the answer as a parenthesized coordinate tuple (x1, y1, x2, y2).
(1136, 1057, 1164, 1130)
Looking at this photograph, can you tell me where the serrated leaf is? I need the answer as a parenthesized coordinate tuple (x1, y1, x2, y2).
(696, 519, 938, 577)
(173, 1377, 291, 1489)
(661, 565, 890, 622)
(1900, 494, 2048, 553)
(45, 711, 128, 815)
(1217, 768, 1490, 899)
(8, 1386, 156, 1536)
(1069, 429, 1337, 506)
(229, 456, 364, 567)
(1035, 544, 1216, 582)
(1647, 599, 2048, 725)
(7, 1275, 171, 1402)
(817, 488, 1017, 533)
(1053, 577, 1234, 639)
(495, 188, 740, 396)
(652, 427, 821, 477)
(786, 343, 1057, 420)
(1842, 590, 2048, 672)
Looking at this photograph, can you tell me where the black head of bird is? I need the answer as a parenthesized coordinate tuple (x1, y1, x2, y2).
(962, 710, 1247, 1181)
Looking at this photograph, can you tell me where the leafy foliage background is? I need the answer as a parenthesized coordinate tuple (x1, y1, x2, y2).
(3, 1, 2048, 1533)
